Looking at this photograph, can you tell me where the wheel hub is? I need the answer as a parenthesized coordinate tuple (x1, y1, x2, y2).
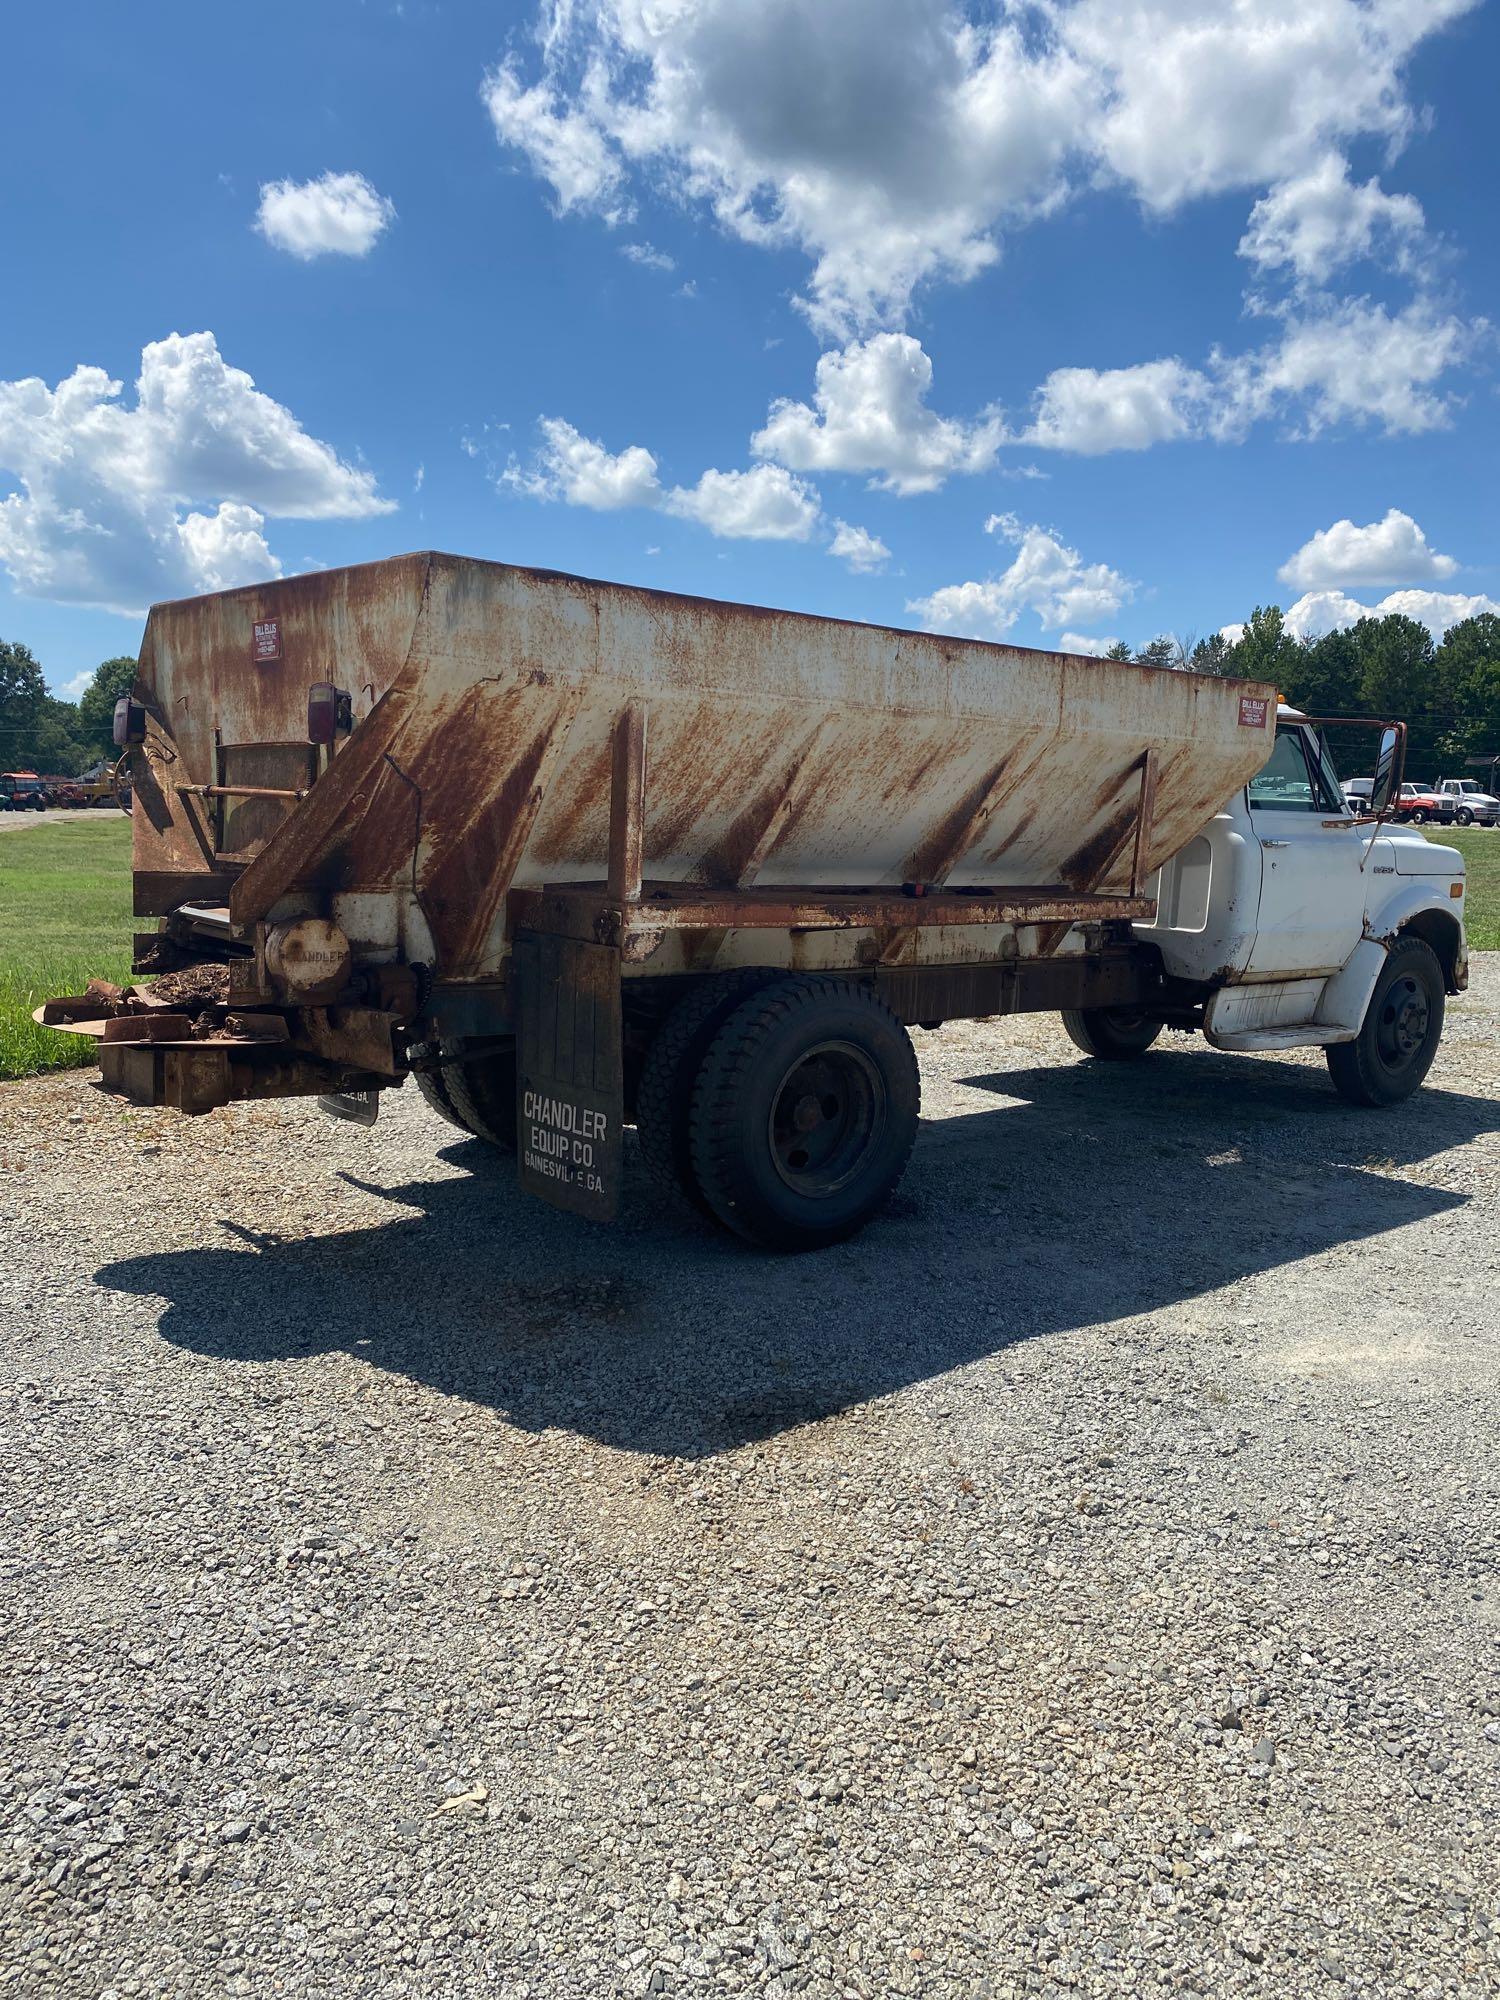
(1376, 975, 1429, 1070)
(769, 1041, 886, 1195)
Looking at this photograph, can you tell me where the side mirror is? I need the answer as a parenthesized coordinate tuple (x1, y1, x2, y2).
(112, 696, 146, 747)
(1369, 725, 1404, 817)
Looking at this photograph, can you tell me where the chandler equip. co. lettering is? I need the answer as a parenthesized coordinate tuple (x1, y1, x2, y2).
(522, 1090, 609, 1142)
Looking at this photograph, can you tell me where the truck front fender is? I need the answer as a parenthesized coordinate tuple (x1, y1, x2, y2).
(1315, 885, 1467, 1038)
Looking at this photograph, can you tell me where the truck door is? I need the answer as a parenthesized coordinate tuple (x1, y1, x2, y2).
(1243, 724, 1367, 978)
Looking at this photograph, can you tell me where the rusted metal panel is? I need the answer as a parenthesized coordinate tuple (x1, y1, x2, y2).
(125, 553, 1275, 976)
(508, 882, 1158, 943)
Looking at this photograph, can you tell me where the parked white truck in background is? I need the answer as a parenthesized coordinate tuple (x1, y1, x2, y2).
(1435, 778, 1500, 826)
(47, 556, 1470, 1247)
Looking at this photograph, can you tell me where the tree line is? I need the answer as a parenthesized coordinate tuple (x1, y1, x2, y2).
(0, 644, 138, 774)
(1110, 609, 1500, 778)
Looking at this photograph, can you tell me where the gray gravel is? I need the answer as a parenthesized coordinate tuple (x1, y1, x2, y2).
(3, 959, 1498, 1998)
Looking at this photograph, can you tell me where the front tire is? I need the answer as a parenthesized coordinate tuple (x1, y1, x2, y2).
(1061, 1006, 1163, 1060)
(1326, 935, 1444, 1106)
(688, 978, 920, 1250)
(1455, 807, 1474, 827)
(1408, 807, 1428, 825)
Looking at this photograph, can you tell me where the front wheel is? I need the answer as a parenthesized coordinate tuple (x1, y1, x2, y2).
(1408, 807, 1429, 825)
(1455, 807, 1474, 827)
(1326, 936, 1444, 1106)
(688, 978, 920, 1250)
(1061, 1006, 1163, 1060)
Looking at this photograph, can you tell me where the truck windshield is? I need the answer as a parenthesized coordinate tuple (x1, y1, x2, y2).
(1248, 726, 1345, 813)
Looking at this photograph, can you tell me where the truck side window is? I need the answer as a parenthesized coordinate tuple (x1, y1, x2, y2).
(1247, 727, 1321, 812)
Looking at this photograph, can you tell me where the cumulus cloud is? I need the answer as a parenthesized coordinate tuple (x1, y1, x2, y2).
(1023, 358, 1212, 454)
(1019, 299, 1481, 452)
(1284, 587, 1498, 640)
(1226, 298, 1479, 436)
(1238, 153, 1426, 285)
(255, 171, 396, 260)
(908, 513, 1134, 640)
(827, 520, 890, 573)
(752, 333, 1001, 494)
(502, 416, 663, 508)
(503, 417, 819, 540)
(1058, 631, 1121, 656)
(1279, 509, 1459, 591)
(482, 62, 631, 220)
(0, 332, 392, 616)
(484, 0, 1473, 331)
(664, 464, 820, 541)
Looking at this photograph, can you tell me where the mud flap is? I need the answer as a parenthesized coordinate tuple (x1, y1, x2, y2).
(513, 932, 623, 1222)
(317, 1089, 380, 1127)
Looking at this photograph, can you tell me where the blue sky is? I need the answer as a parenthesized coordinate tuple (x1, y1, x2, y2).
(2, 0, 1496, 699)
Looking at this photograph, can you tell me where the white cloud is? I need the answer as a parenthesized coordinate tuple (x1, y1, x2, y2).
(1279, 508, 1459, 591)
(1067, 0, 1468, 214)
(58, 669, 95, 702)
(1024, 358, 1211, 454)
(0, 332, 390, 616)
(1226, 298, 1479, 437)
(827, 520, 890, 573)
(1238, 153, 1425, 285)
(621, 241, 675, 271)
(908, 513, 1134, 639)
(1019, 299, 1481, 454)
(1058, 631, 1120, 656)
(504, 418, 819, 540)
(502, 416, 663, 508)
(484, 0, 1474, 332)
(752, 333, 1000, 494)
(255, 171, 396, 260)
(1285, 587, 1499, 640)
(482, 61, 631, 220)
(665, 464, 820, 541)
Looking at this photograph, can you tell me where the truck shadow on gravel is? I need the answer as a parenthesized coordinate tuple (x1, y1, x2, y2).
(95, 1048, 1495, 1459)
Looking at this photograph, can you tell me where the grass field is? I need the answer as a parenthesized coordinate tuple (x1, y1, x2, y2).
(0, 817, 134, 1080)
(1446, 826, 1500, 950)
(0, 813, 1496, 1082)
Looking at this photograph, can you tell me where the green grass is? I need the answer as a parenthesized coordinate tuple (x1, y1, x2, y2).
(1430, 826, 1500, 951)
(1, 817, 134, 1080)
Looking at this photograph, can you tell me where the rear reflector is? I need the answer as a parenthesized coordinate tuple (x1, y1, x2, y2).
(307, 683, 352, 744)
(112, 697, 146, 746)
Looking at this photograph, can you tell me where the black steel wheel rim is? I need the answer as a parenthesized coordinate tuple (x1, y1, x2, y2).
(768, 1039, 886, 1196)
(1374, 974, 1430, 1073)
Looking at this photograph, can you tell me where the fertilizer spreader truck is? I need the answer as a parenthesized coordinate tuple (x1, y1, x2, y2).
(43, 553, 1468, 1248)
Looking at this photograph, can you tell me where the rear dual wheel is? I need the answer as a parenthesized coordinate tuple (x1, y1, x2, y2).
(681, 977, 920, 1250)
(1061, 1006, 1163, 1060)
(410, 1045, 518, 1150)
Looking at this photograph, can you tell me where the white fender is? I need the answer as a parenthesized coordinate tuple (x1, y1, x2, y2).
(1314, 883, 1464, 1039)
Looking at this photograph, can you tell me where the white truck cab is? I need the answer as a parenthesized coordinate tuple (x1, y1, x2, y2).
(1132, 707, 1467, 1102)
(1435, 778, 1500, 826)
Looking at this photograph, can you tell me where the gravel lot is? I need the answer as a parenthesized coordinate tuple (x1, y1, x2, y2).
(3, 961, 1498, 1998)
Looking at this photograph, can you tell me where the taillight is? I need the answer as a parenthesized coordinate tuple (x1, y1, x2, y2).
(307, 683, 353, 744)
(112, 696, 146, 746)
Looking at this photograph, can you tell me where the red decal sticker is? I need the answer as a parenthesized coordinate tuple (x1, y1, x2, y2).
(252, 618, 282, 664)
(1238, 695, 1269, 728)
